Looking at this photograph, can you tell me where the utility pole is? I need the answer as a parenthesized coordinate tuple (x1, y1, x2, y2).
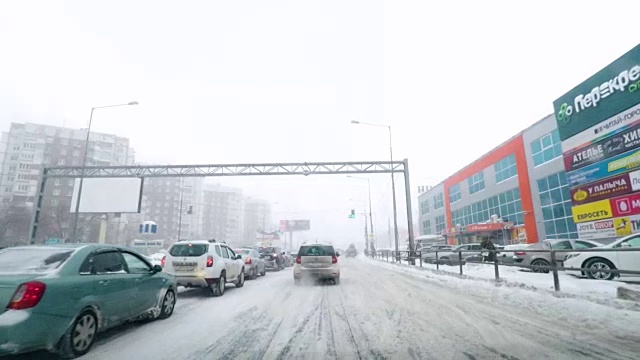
(177, 178, 184, 241)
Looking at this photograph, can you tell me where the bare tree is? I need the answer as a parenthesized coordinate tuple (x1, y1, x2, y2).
(40, 201, 99, 241)
(0, 205, 32, 247)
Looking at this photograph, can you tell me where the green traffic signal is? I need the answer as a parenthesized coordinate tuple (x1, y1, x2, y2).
(348, 214, 355, 218)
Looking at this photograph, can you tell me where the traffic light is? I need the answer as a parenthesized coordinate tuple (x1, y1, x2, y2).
(349, 209, 355, 218)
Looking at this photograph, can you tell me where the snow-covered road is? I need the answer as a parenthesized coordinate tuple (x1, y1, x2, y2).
(12, 257, 640, 359)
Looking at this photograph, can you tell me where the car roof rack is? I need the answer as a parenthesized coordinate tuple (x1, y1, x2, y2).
(208, 239, 217, 243)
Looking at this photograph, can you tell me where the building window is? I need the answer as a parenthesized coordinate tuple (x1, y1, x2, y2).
(51, 199, 58, 206)
(449, 183, 461, 203)
(537, 172, 577, 239)
(52, 189, 61, 196)
(422, 220, 431, 235)
(495, 154, 518, 183)
(531, 129, 562, 166)
(433, 192, 444, 210)
(467, 171, 485, 194)
(435, 215, 446, 234)
(451, 188, 524, 227)
(420, 199, 430, 215)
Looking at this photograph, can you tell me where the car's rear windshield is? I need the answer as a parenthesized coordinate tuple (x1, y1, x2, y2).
(299, 245, 335, 256)
(0, 247, 74, 273)
(236, 249, 251, 255)
(260, 247, 276, 254)
(169, 244, 208, 257)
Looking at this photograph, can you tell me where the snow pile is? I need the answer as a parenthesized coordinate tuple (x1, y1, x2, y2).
(367, 257, 640, 310)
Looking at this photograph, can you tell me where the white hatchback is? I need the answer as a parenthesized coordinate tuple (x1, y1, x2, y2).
(293, 244, 340, 285)
(163, 240, 245, 296)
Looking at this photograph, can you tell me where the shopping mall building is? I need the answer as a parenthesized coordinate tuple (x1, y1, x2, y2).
(417, 113, 574, 245)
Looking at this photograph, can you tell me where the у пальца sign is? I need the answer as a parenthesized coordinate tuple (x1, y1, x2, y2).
(572, 199, 613, 223)
(564, 121, 640, 171)
(554, 44, 640, 141)
(566, 148, 640, 187)
(569, 171, 640, 205)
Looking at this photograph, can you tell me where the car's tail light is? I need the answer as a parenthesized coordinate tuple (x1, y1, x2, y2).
(332, 256, 338, 264)
(161, 256, 166, 267)
(295, 256, 301, 264)
(7, 281, 46, 310)
(514, 251, 526, 256)
(206, 256, 214, 267)
(245, 257, 252, 265)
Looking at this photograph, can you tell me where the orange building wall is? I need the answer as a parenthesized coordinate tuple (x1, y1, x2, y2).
(442, 134, 538, 245)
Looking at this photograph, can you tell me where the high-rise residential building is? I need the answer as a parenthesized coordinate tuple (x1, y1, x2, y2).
(243, 197, 271, 246)
(138, 177, 205, 245)
(0, 122, 135, 244)
(201, 184, 244, 246)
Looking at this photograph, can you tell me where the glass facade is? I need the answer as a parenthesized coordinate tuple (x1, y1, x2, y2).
(531, 129, 562, 166)
(495, 154, 517, 183)
(449, 183, 461, 203)
(468, 171, 485, 194)
(433, 192, 444, 209)
(422, 220, 431, 235)
(451, 188, 524, 226)
(537, 172, 578, 239)
(435, 215, 446, 234)
(420, 199, 429, 215)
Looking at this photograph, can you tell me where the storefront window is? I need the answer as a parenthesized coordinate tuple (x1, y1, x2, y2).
(422, 220, 431, 235)
(494, 154, 517, 183)
(468, 171, 485, 194)
(537, 171, 577, 239)
(449, 183, 461, 203)
(450, 188, 523, 227)
(531, 129, 562, 166)
(435, 215, 445, 234)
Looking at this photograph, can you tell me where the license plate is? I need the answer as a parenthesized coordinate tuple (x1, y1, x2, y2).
(175, 266, 195, 272)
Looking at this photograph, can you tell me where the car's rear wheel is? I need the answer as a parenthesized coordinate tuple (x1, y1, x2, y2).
(249, 268, 257, 280)
(212, 273, 226, 297)
(334, 277, 340, 285)
(235, 269, 245, 288)
(531, 259, 550, 273)
(58, 310, 98, 359)
(261, 267, 266, 276)
(157, 289, 175, 319)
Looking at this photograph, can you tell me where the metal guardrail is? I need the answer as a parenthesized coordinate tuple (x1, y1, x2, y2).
(372, 247, 640, 292)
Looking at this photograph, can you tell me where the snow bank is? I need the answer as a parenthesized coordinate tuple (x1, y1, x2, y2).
(367, 257, 640, 311)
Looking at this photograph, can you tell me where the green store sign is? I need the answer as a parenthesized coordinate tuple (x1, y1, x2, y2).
(554, 44, 640, 141)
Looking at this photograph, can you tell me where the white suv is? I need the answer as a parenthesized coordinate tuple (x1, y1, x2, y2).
(163, 239, 245, 296)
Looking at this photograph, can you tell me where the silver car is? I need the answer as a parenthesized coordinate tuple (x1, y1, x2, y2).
(513, 239, 603, 273)
(293, 244, 341, 285)
(235, 248, 267, 279)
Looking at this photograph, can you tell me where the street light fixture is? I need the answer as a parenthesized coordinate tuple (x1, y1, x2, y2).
(347, 175, 375, 248)
(71, 101, 139, 242)
(350, 120, 400, 259)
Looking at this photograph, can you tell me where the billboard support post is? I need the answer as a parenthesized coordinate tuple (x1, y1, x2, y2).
(404, 158, 416, 265)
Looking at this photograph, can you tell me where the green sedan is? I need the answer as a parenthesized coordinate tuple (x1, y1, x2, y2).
(0, 244, 177, 359)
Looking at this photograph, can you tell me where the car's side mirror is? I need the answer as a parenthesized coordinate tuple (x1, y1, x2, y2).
(336, 252, 340, 257)
(152, 265, 162, 273)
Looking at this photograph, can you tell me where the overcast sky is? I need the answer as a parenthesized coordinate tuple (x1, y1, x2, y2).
(0, 0, 638, 247)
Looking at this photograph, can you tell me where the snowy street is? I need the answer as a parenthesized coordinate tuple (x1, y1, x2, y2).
(12, 257, 640, 360)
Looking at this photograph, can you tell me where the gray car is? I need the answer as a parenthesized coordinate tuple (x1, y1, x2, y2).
(513, 239, 603, 273)
(235, 248, 266, 279)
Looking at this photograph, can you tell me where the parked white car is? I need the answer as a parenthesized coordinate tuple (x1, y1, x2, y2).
(163, 239, 245, 296)
(564, 234, 640, 281)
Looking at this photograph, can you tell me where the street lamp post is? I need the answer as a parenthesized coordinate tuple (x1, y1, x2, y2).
(347, 175, 375, 248)
(351, 120, 400, 260)
(70, 101, 138, 242)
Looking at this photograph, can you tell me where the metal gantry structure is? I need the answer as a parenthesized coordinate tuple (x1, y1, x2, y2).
(29, 159, 417, 261)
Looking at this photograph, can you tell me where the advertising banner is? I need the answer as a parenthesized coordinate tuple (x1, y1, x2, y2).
(571, 199, 613, 223)
(610, 192, 640, 217)
(553, 44, 640, 141)
(570, 172, 637, 205)
(577, 215, 640, 239)
(563, 121, 640, 171)
(561, 103, 640, 153)
(465, 223, 512, 232)
(566, 148, 640, 187)
(279, 220, 311, 232)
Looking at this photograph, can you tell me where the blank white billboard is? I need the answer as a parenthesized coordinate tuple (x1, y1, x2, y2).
(69, 177, 143, 213)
